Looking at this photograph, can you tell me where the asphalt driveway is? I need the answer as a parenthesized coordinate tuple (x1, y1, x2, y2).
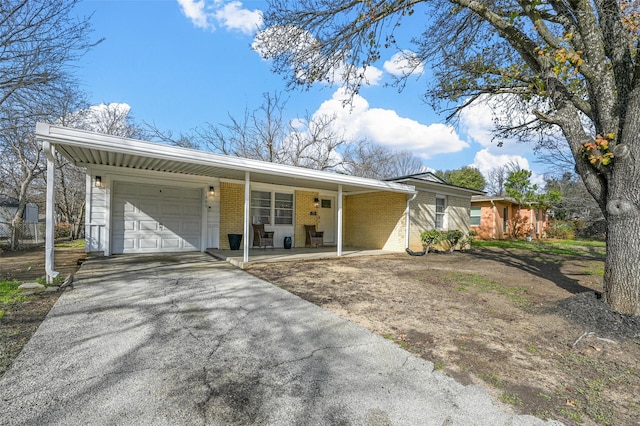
(0, 253, 560, 425)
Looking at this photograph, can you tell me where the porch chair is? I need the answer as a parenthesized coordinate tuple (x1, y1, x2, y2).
(252, 224, 274, 249)
(304, 224, 324, 248)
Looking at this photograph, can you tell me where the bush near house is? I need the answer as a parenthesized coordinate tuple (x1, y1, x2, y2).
(420, 230, 474, 253)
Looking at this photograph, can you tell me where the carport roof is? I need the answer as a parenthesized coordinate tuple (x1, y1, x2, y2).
(36, 123, 415, 194)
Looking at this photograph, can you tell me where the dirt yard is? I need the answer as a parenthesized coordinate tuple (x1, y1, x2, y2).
(248, 247, 640, 426)
(2, 244, 639, 425)
(0, 245, 86, 377)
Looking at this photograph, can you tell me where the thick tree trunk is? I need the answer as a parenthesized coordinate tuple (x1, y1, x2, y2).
(604, 209, 640, 315)
(603, 82, 640, 315)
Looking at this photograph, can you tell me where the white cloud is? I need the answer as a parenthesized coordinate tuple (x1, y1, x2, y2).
(214, 1, 263, 35)
(458, 100, 496, 147)
(177, 0, 210, 29)
(313, 89, 468, 158)
(383, 51, 424, 77)
(177, 0, 262, 34)
(472, 148, 530, 176)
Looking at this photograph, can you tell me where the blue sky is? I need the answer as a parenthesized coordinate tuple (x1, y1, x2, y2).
(72, 0, 547, 181)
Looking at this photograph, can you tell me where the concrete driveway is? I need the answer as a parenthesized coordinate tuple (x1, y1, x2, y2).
(0, 253, 560, 425)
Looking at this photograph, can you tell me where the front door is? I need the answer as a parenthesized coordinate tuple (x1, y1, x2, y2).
(318, 196, 335, 244)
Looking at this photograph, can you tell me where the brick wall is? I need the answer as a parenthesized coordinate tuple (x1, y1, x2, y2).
(408, 191, 434, 250)
(448, 195, 471, 233)
(294, 190, 319, 247)
(219, 182, 245, 249)
(344, 191, 406, 250)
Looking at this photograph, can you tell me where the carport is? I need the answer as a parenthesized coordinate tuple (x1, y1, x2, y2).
(35, 124, 416, 282)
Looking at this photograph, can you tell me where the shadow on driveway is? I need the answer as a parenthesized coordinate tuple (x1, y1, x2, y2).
(0, 253, 560, 425)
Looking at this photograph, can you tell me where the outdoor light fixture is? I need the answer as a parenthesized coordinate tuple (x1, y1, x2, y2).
(209, 186, 215, 195)
(95, 176, 102, 187)
(314, 197, 319, 208)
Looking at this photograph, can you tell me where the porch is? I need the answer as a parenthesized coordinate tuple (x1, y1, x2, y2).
(207, 246, 395, 269)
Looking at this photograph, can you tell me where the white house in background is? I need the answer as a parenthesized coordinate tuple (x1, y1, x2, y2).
(35, 124, 481, 282)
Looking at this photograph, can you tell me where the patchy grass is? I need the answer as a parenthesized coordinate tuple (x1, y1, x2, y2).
(445, 272, 530, 308)
(472, 239, 606, 258)
(583, 264, 605, 277)
(55, 240, 85, 248)
(0, 280, 26, 305)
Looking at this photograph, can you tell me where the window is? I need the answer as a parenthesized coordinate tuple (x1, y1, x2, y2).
(435, 197, 446, 229)
(251, 191, 271, 224)
(503, 207, 509, 233)
(470, 206, 481, 226)
(251, 191, 294, 225)
(274, 193, 293, 225)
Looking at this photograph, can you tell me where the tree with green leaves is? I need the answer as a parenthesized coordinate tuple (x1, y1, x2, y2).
(260, 0, 640, 315)
(435, 166, 486, 190)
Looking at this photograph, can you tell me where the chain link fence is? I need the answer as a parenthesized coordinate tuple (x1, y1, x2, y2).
(0, 222, 61, 249)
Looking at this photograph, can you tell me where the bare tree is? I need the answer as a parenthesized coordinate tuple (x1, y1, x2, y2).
(343, 140, 426, 179)
(0, 0, 100, 107)
(0, 0, 97, 248)
(485, 161, 522, 196)
(0, 99, 45, 249)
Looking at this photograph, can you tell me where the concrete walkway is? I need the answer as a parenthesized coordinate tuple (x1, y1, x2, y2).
(0, 253, 561, 425)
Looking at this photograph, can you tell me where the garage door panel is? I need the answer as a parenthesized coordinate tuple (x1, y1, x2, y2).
(123, 202, 137, 213)
(139, 202, 159, 215)
(117, 183, 139, 196)
(140, 220, 158, 231)
(161, 239, 180, 249)
(139, 239, 159, 249)
(182, 222, 200, 233)
(112, 182, 202, 254)
(162, 204, 182, 216)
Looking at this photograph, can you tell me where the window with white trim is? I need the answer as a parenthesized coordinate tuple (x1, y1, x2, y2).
(251, 190, 271, 224)
(274, 193, 293, 225)
(251, 191, 294, 225)
(470, 206, 481, 226)
(435, 197, 446, 229)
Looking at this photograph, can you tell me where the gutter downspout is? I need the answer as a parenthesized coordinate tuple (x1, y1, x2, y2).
(43, 141, 59, 283)
(405, 192, 418, 249)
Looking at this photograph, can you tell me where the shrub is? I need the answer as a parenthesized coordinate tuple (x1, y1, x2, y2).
(445, 230, 465, 252)
(459, 230, 478, 251)
(55, 222, 71, 240)
(420, 230, 443, 253)
(546, 220, 576, 240)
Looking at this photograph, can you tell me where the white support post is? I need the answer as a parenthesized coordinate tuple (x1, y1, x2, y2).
(337, 185, 343, 257)
(405, 193, 417, 249)
(43, 142, 59, 283)
(243, 171, 250, 264)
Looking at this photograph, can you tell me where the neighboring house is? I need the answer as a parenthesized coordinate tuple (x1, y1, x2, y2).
(388, 173, 485, 251)
(470, 195, 550, 240)
(0, 197, 39, 238)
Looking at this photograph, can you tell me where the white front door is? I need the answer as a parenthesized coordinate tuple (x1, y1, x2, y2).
(318, 196, 335, 244)
(112, 182, 202, 254)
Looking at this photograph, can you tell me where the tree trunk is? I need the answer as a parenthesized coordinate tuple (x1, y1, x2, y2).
(604, 209, 640, 315)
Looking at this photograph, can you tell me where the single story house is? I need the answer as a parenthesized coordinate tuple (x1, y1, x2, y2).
(470, 195, 550, 240)
(36, 124, 481, 281)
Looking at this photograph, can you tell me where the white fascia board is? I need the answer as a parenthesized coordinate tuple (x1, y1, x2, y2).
(36, 123, 415, 195)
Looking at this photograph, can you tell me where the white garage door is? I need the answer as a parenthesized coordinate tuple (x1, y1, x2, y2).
(112, 182, 202, 254)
